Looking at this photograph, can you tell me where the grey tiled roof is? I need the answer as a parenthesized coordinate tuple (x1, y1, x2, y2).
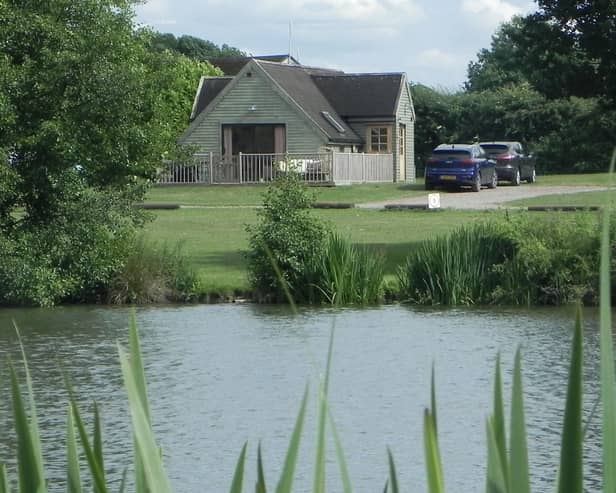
(190, 77, 232, 121)
(257, 61, 362, 143)
(312, 74, 404, 118)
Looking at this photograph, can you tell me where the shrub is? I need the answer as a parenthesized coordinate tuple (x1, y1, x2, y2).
(398, 213, 602, 306)
(108, 236, 199, 304)
(245, 171, 329, 302)
(0, 185, 146, 306)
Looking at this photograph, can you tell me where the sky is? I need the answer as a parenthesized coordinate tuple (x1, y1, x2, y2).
(134, 0, 536, 91)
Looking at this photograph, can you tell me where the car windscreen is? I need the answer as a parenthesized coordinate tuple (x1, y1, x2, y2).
(480, 144, 509, 156)
(431, 150, 471, 160)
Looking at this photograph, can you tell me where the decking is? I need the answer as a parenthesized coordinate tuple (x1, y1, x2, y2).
(158, 152, 394, 186)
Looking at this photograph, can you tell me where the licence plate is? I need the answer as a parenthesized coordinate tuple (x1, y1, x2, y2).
(439, 175, 456, 181)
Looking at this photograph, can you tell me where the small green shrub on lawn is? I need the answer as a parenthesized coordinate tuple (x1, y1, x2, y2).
(245, 171, 329, 302)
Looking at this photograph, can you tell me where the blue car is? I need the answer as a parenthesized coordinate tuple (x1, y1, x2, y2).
(425, 143, 497, 192)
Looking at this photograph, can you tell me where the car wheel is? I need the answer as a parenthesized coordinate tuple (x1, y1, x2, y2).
(527, 168, 536, 183)
(512, 168, 521, 186)
(472, 173, 481, 192)
(488, 170, 498, 189)
(425, 182, 434, 191)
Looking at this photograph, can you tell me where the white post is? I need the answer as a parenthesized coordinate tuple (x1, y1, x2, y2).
(209, 152, 213, 185)
(239, 152, 243, 184)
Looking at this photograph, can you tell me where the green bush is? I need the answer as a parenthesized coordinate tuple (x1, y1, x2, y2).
(0, 185, 146, 306)
(245, 171, 329, 302)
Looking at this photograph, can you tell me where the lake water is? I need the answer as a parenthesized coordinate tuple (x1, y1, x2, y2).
(0, 304, 606, 492)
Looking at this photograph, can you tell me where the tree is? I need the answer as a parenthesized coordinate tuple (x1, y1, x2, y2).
(148, 32, 245, 61)
(466, 3, 616, 101)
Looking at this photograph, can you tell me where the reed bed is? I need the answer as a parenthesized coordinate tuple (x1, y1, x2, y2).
(302, 233, 385, 305)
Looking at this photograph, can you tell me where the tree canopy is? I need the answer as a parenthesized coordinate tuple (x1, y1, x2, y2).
(0, 0, 220, 223)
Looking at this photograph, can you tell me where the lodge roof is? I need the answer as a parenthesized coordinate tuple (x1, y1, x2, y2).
(189, 57, 407, 145)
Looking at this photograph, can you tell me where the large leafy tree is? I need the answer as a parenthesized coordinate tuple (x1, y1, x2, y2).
(0, 0, 211, 223)
(466, 1, 616, 101)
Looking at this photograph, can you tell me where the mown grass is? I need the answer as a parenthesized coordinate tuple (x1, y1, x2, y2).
(508, 190, 616, 208)
(146, 182, 426, 206)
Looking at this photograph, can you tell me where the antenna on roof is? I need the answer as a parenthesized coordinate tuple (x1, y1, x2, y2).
(288, 20, 292, 64)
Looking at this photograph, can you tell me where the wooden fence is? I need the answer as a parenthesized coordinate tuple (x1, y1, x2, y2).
(157, 152, 393, 185)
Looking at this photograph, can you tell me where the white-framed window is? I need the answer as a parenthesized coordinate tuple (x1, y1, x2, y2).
(368, 126, 391, 153)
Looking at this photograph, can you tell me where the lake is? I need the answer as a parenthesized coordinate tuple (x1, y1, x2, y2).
(0, 304, 605, 492)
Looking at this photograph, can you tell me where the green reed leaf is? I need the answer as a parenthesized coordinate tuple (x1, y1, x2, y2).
(601, 148, 616, 493)
(509, 348, 530, 493)
(313, 328, 335, 493)
(387, 448, 399, 493)
(492, 353, 508, 489)
(423, 409, 444, 493)
(0, 464, 9, 493)
(119, 344, 173, 493)
(8, 358, 46, 493)
(93, 403, 105, 493)
(275, 385, 309, 493)
(229, 442, 247, 493)
(66, 406, 82, 493)
(486, 418, 508, 493)
(256, 442, 267, 493)
(327, 406, 352, 493)
(556, 307, 584, 493)
(431, 364, 438, 435)
(70, 401, 108, 493)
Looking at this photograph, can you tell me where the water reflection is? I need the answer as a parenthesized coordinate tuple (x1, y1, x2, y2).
(0, 304, 605, 492)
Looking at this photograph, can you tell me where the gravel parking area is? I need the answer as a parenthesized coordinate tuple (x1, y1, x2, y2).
(356, 185, 607, 210)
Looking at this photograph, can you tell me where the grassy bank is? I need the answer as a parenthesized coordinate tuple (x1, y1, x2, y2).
(144, 207, 598, 297)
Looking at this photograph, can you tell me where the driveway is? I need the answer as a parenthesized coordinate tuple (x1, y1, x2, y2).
(356, 185, 607, 210)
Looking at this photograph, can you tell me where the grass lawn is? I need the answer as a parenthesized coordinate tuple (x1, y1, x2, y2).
(144, 206, 507, 294)
(146, 182, 427, 206)
(534, 172, 612, 186)
(507, 190, 616, 208)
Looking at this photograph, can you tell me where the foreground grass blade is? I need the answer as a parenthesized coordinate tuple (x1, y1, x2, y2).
(431, 364, 438, 435)
(313, 328, 335, 493)
(327, 407, 352, 493)
(486, 418, 507, 493)
(66, 406, 82, 493)
(386, 448, 399, 493)
(229, 442, 247, 493)
(70, 401, 109, 493)
(8, 359, 46, 493)
(557, 308, 584, 493)
(509, 349, 530, 493)
(256, 442, 267, 493)
(601, 148, 616, 493)
(492, 354, 508, 489)
(119, 343, 173, 493)
(93, 403, 106, 493)
(275, 385, 309, 493)
(423, 409, 444, 493)
(0, 464, 10, 493)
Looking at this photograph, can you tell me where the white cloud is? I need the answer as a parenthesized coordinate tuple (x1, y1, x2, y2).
(416, 49, 459, 68)
(461, 0, 521, 25)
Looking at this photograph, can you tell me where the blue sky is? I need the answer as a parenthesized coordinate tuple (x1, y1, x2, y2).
(134, 0, 535, 90)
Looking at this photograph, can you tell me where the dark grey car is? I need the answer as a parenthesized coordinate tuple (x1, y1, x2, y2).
(479, 141, 536, 185)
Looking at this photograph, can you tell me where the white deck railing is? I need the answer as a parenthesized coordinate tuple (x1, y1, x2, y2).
(157, 152, 394, 185)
